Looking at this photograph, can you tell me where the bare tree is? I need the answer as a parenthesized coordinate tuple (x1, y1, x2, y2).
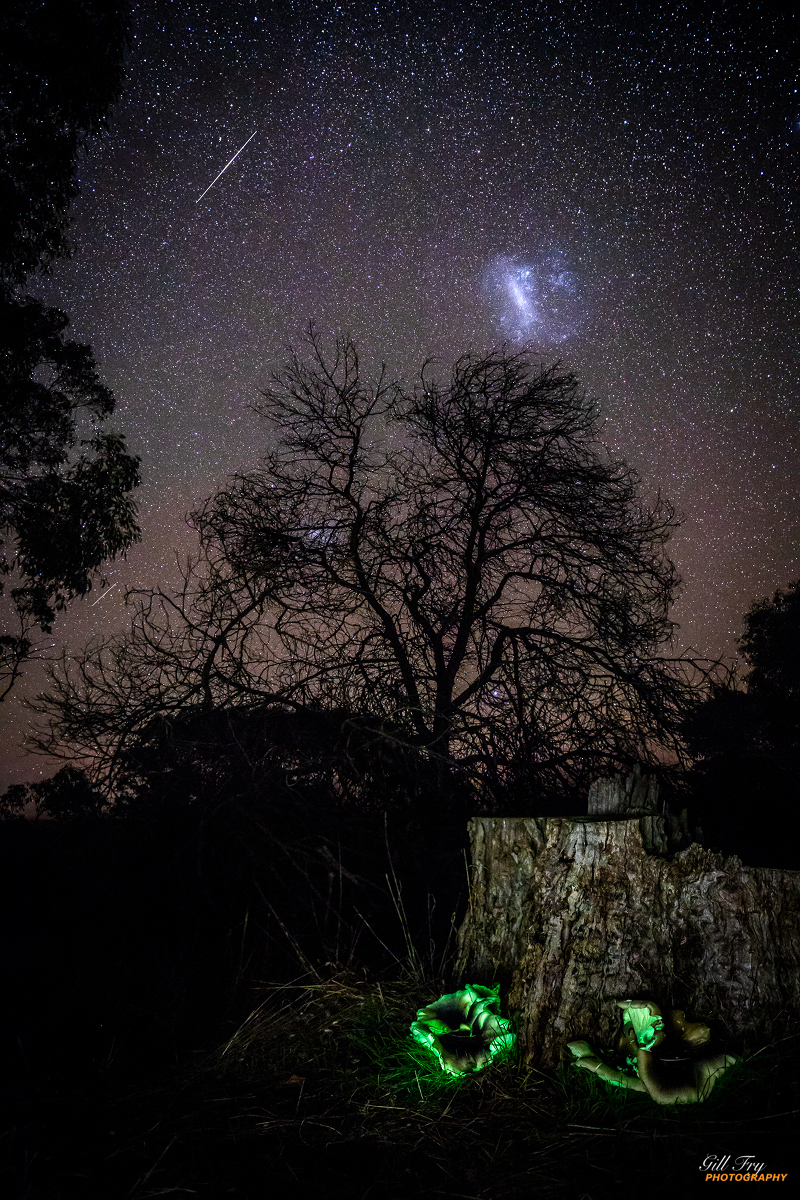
(34, 332, 708, 806)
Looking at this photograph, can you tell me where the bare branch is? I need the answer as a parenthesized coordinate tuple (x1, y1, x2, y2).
(34, 337, 719, 805)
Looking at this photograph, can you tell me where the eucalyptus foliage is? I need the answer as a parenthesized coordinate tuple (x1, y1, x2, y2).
(1, 1, 139, 699)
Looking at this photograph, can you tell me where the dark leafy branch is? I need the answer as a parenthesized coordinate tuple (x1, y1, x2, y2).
(1, 4, 139, 699)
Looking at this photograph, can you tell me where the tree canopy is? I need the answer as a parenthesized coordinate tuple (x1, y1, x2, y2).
(684, 580, 800, 867)
(35, 333, 705, 808)
(0, 0, 129, 285)
(687, 580, 800, 771)
(1, 1, 140, 700)
(0, 293, 141, 698)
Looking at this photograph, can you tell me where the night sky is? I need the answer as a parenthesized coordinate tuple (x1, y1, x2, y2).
(2, 0, 798, 789)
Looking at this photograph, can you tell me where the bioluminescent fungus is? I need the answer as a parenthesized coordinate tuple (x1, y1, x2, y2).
(410, 984, 515, 1075)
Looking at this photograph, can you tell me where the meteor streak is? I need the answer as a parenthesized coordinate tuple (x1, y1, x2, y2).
(196, 131, 257, 202)
(91, 584, 118, 606)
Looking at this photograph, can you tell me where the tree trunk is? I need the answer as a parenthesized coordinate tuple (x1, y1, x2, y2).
(454, 773, 800, 1067)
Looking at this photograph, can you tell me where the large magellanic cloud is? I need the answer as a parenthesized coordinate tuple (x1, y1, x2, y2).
(481, 252, 587, 345)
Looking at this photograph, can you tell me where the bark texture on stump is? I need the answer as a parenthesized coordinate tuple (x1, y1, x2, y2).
(455, 805, 800, 1066)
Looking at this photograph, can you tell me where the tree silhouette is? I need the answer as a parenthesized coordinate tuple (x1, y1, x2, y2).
(36, 333, 705, 808)
(684, 580, 800, 866)
(1, 1, 139, 699)
(1, 0, 129, 284)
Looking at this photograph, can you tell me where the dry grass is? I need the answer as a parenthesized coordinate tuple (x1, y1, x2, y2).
(196, 971, 797, 1198)
(5, 969, 797, 1199)
(216, 972, 548, 1150)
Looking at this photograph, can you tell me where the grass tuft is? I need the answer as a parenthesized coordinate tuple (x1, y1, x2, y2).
(204, 972, 799, 1195)
(5, 968, 797, 1197)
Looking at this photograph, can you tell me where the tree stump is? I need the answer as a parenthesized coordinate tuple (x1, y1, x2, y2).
(455, 773, 800, 1066)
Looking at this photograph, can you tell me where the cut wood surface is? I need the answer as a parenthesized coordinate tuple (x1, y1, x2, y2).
(455, 813, 800, 1066)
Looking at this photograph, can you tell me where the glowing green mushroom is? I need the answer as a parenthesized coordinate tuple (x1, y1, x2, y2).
(410, 983, 515, 1075)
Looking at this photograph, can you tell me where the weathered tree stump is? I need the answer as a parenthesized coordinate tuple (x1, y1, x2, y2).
(455, 773, 800, 1066)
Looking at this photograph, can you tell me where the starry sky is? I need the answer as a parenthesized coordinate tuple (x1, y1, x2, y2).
(2, 0, 798, 789)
